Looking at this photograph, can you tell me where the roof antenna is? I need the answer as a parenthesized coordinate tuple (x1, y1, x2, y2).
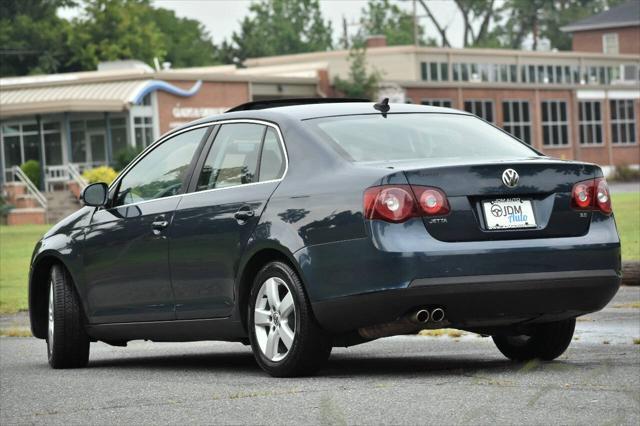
(374, 97, 390, 118)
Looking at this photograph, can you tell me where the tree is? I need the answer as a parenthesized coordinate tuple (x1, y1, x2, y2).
(419, 0, 625, 51)
(0, 0, 75, 77)
(419, 0, 499, 47)
(67, 0, 166, 71)
(225, 0, 333, 64)
(358, 0, 427, 46)
(455, 0, 499, 47)
(333, 45, 381, 100)
(149, 8, 219, 68)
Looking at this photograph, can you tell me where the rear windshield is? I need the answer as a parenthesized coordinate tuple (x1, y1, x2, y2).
(305, 113, 539, 162)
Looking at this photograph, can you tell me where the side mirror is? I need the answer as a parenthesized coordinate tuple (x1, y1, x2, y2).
(81, 182, 109, 207)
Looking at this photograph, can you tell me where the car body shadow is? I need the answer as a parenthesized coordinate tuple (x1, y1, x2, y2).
(85, 347, 580, 377)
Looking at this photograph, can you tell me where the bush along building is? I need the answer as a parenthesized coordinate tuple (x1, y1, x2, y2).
(1, 2, 638, 224)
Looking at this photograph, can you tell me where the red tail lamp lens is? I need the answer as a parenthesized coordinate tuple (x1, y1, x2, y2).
(572, 181, 593, 209)
(364, 185, 450, 223)
(364, 186, 416, 223)
(571, 177, 612, 215)
(595, 178, 612, 214)
(415, 187, 450, 216)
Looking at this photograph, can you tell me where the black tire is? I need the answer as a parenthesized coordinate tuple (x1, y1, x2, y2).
(47, 264, 90, 369)
(248, 261, 332, 377)
(492, 318, 576, 362)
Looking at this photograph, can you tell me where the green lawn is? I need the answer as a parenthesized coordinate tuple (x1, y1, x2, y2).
(0, 225, 50, 313)
(612, 192, 640, 261)
(0, 192, 638, 314)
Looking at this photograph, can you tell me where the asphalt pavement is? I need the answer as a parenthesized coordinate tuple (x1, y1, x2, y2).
(1, 287, 639, 425)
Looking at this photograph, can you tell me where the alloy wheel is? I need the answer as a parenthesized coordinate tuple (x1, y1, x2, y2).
(47, 281, 54, 349)
(253, 277, 296, 362)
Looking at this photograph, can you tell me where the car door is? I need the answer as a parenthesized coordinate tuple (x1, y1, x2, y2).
(169, 122, 287, 319)
(82, 125, 211, 323)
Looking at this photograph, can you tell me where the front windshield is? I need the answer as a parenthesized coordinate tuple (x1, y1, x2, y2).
(305, 113, 540, 162)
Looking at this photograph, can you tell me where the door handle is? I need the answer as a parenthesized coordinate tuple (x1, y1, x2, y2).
(234, 208, 255, 221)
(151, 215, 169, 232)
(152, 220, 169, 230)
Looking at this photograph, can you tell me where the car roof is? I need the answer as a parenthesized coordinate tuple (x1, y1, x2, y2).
(167, 102, 471, 138)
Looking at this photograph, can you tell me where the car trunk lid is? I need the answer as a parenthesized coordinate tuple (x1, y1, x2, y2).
(392, 158, 598, 242)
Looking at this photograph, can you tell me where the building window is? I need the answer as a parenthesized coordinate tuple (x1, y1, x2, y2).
(541, 100, 569, 146)
(421, 62, 449, 81)
(109, 117, 128, 156)
(42, 122, 63, 165)
(610, 99, 636, 144)
(578, 101, 603, 145)
(421, 99, 452, 108)
(585, 66, 608, 85)
(453, 63, 471, 81)
(502, 101, 532, 144)
(464, 100, 494, 122)
(622, 64, 639, 82)
(134, 117, 154, 149)
(1, 122, 40, 178)
(603, 33, 619, 54)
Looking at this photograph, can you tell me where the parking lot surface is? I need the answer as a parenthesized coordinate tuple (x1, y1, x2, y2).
(1, 287, 639, 425)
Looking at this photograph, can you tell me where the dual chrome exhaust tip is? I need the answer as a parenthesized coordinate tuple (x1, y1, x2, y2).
(358, 307, 447, 340)
(411, 307, 445, 324)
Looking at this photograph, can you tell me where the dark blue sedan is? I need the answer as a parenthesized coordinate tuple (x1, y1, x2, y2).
(29, 100, 621, 377)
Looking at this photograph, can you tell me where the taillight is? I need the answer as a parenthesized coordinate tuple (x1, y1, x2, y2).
(571, 180, 594, 209)
(571, 177, 612, 215)
(364, 185, 449, 223)
(364, 185, 416, 223)
(413, 186, 450, 216)
(595, 178, 612, 214)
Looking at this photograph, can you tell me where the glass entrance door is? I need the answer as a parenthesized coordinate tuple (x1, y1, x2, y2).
(88, 132, 106, 164)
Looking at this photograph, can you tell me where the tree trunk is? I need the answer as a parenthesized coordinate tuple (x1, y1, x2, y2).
(418, 0, 451, 47)
(475, 0, 495, 45)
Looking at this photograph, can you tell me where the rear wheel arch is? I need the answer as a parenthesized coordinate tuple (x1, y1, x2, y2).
(237, 247, 308, 332)
(30, 255, 83, 339)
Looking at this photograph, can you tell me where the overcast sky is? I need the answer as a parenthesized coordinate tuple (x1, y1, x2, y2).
(61, 0, 476, 48)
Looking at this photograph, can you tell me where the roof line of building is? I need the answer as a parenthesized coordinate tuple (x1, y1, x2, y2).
(561, 20, 640, 33)
(560, 1, 640, 33)
(0, 72, 317, 91)
(243, 44, 640, 66)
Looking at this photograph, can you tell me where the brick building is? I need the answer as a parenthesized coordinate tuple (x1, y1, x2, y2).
(1, 2, 638, 224)
(562, 0, 640, 55)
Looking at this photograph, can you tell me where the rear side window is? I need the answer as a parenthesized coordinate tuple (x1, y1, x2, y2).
(305, 113, 539, 162)
(114, 127, 207, 206)
(195, 123, 259, 191)
(259, 128, 285, 181)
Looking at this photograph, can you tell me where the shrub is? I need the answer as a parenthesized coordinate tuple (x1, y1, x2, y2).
(20, 160, 40, 188)
(82, 166, 118, 185)
(114, 146, 142, 172)
(0, 195, 14, 224)
(610, 165, 640, 182)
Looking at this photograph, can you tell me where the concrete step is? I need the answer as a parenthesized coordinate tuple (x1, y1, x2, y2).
(3, 182, 28, 205)
(44, 190, 81, 224)
(14, 195, 40, 209)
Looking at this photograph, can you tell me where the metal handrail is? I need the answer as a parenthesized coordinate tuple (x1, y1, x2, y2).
(67, 164, 88, 189)
(11, 166, 47, 208)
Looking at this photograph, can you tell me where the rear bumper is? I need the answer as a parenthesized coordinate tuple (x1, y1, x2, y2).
(312, 269, 620, 333)
(296, 216, 621, 333)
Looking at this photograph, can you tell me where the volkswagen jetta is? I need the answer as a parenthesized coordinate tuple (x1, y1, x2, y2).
(29, 100, 621, 377)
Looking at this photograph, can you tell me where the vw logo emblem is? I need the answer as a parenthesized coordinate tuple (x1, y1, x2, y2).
(502, 169, 519, 188)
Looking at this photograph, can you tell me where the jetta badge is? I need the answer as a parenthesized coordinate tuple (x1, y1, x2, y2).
(502, 169, 519, 188)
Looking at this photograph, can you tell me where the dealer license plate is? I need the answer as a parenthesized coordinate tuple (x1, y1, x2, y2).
(482, 198, 537, 230)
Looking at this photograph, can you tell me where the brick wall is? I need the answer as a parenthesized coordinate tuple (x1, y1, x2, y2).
(572, 26, 640, 55)
(156, 81, 250, 134)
